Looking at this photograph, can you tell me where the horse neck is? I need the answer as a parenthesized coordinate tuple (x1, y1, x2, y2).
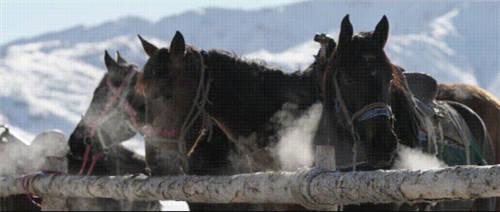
(391, 86, 419, 147)
(203, 50, 319, 137)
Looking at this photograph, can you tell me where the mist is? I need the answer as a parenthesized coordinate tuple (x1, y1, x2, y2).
(0, 129, 68, 176)
(392, 145, 448, 171)
(271, 102, 323, 171)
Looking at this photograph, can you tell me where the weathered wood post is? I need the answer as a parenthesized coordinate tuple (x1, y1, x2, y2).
(313, 145, 339, 211)
(3, 164, 500, 210)
(314, 145, 336, 171)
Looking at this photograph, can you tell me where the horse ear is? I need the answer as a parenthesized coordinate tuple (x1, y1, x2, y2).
(338, 14, 353, 48)
(169, 31, 185, 57)
(116, 51, 127, 65)
(104, 50, 119, 72)
(138, 34, 158, 57)
(373, 15, 389, 49)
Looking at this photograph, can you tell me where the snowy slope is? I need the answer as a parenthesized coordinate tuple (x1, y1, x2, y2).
(0, 0, 498, 167)
(0, 0, 499, 210)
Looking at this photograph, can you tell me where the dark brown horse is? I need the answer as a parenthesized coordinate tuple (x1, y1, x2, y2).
(137, 32, 321, 172)
(436, 83, 500, 210)
(68, 51, 248, 211)
(67, 52, 160, 211)
(321, 15, 494, 210)
(437, 83, 500, 163)
(137, 32, 322, 210)
(319, 15, 399, 172)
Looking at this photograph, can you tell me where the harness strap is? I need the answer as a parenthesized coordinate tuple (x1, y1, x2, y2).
(331, 69, 395, 171)
(21, 173, 42, 208)
(187, 128, 207, 157)
(80, 70, 136, 176)
(78, 144, 91, 175)
(441, 103, 472, 165)
(179, 51, 211, 141)
(351, 102, 393, 122)
(20, 170, 68, 209)
(144, 50, 213, 161)
(87, 156, 99, 176)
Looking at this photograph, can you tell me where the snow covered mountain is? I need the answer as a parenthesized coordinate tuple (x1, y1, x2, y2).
(0, 0, 498, 151)
(1, 1, 499, 210)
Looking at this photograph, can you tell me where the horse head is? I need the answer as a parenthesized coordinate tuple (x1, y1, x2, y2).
(68, 51, 145, 163)
(137, 32, 209, 142)
(322, 15, 400, 169)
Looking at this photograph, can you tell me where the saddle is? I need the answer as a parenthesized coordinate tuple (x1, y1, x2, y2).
(403, 72, 487, 165)
(404, 72, 438, 104)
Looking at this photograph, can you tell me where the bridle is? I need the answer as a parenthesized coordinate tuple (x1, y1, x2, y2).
(142, 49, 214, 171)
(79, 67, 140, 175)
(329, 67, 395, 171)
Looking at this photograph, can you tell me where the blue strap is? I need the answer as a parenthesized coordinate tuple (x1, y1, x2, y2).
(356, 108, 392, 122)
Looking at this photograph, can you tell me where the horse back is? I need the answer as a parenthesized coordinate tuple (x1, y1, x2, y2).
(444, 100, 495, 165)
(437, 83, 500, 163)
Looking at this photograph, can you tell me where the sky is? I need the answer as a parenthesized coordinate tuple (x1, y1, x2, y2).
(0, 0, 304, 45)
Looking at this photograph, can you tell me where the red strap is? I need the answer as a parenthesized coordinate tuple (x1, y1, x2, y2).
(87, 156, 99, 176)
(21, 171, 67, 209)
(21, 174, 42, 208)
(87, 71, 135, 137)
(78, 144, 91, 175)
(80, 71, 136, 175)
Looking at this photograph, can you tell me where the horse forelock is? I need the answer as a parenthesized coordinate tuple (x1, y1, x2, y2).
(320, 43, 403, 106)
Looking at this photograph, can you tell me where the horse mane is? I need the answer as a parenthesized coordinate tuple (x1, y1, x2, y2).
(201, 49, 312, 88)
(383, 51, 403, 91)
(136, 47, 312, 103)
(202, 49, 294, 74)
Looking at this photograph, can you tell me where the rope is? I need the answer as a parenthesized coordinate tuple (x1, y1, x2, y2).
(187, 129, 207, 157)
(21, 173, 41, 208)
(179, 51, 212, 142)
(178, 50, 213, 158)
(20, 170, 68, 209)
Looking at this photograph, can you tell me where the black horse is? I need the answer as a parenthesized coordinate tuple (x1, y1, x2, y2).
(137, 31, 327, 210)
(318, 15, 399, 172)
(321, 14, 495, 210)
(68, 51, 248, 210)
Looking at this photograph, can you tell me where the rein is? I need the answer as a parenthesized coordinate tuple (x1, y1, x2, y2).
(330, 69, 394, 171)
(143, 50, 214, 162)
